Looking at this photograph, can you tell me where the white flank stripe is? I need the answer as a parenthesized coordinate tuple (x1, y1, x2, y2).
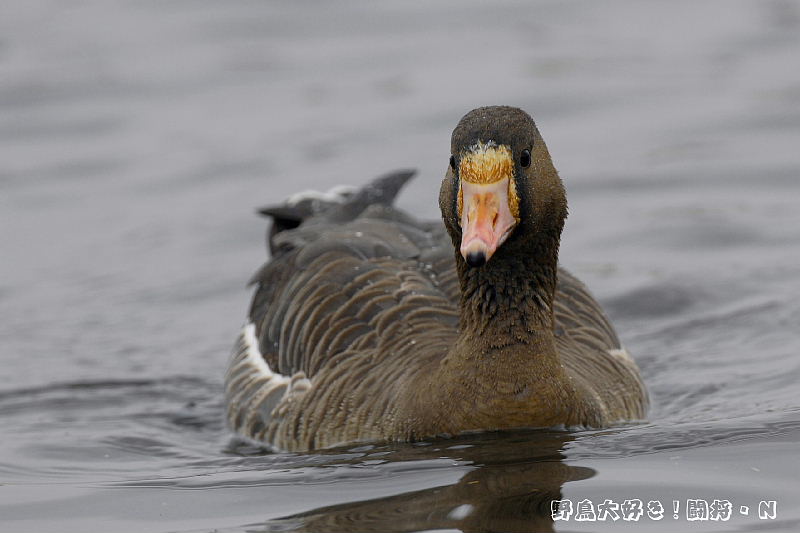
(447, 504, 475, 520)
(608, 347, 634, 363)
(242, 322, 290, 386)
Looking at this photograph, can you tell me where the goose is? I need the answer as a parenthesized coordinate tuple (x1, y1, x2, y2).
(225, 106, 648, 452)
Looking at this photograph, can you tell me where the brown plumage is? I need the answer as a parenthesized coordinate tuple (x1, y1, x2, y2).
(225, 106, 648, 452)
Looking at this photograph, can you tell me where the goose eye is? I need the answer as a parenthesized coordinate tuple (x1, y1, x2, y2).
(449, 155, 456, 170)
(520, 149, 531, 168)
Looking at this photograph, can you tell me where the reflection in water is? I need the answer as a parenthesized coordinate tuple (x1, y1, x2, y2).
(262, 432, 594, 533)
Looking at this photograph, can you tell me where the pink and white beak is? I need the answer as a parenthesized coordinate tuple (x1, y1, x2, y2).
(459, 177, 519, 267)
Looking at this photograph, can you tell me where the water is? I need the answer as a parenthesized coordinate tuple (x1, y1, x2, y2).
(2, 0, 799, 531)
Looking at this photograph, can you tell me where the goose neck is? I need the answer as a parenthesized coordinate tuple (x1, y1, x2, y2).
(456, 243, 558, 346)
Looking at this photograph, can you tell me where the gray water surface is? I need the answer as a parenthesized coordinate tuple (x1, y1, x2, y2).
(2, 1, 800, 532)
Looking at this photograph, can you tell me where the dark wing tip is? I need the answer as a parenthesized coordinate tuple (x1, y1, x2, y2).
(358, 168, 416, 206)
(256, 169, 418, 255)
(258, 204, 305, 220)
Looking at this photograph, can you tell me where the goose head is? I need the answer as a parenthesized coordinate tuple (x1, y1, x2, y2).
(440, 106, 567, 268)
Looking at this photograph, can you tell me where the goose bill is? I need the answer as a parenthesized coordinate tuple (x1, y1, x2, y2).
(459, 177, 518, 265)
